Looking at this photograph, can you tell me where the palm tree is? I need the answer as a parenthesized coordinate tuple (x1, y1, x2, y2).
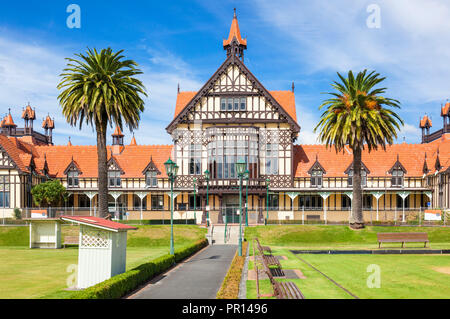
(57, 48, 147, 218)
(314, 70, 403, 229)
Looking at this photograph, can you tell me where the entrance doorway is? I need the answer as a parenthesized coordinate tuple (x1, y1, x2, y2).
(222, 195, 241, 224)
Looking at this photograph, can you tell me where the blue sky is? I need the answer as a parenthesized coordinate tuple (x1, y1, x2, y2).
(0, 0, 449, 146)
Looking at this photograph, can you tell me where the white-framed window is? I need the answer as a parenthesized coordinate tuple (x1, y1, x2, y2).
(266, 143, 279, 175)
(108, 171, 121, 187)
(0, 176, 10, 208)
(67, 171, 79, 188)
(146, 171, 158, 187)
(391, 169, 404, 187)
(189, 143, 202, 175)
(310, 169, 323, 187)
(220, 98, 246, 111)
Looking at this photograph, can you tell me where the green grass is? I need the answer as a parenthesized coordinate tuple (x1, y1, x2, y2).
(0, 225, 206, 299)
(245, 225, 450, 249)
(246, 225, 450, 299)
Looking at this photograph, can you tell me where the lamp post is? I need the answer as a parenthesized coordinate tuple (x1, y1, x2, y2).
(193, 178, 197, 225)
(164, 158, 178, 255)
(266, 178, 270, 226)
(236, 159, 246, 256)
(244, 169, 249, 227)
(204, 169, 210, 227)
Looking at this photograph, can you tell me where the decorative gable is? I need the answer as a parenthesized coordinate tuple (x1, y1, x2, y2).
(0, 149, 18, 169)
(307, 155, 326, 175)
(107, 156, 124, 174)
(63, 157, 82, 175)
(142, 156, 161, 175)
(388, 155, 407, 174)
(344, 161, 370, 175)
(166, 55, 300, 134)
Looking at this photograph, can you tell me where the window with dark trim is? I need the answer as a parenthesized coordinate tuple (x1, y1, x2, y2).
(108, 171, 121, 187)
(310, 169, 323, 187)
(341, 195, 351, 209)
(146, 171, 158, 187)
(151, 195, 164, 210)
(0, 176, 10, 208)
(220, 97, 246, 111)
(268, 194, 279, 210)
(348, 169, 367, 187)
(189, 195, 201, 210)
(189, 143, 202, 175)
(391, 169, 404, 187)
(67, 171, 79, 188)
(134, 195, 147, 210)
(298, 195, 323, 209)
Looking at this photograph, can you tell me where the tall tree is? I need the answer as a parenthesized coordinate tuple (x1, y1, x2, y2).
(57, 48, 147, 218)
(314, 70, 403, 229)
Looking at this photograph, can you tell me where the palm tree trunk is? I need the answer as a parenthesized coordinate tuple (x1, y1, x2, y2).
(351, 147, 365, 229)
(96, 120, 109, 218)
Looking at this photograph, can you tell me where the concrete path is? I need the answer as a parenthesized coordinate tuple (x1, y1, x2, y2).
(129, 244, 237, 299)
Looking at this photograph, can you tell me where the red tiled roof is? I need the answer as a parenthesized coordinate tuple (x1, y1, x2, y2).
(223, 12, 247, 47)
(2, 114, 16, 127)
(293, 137, 450, 177)
(42, 116, 54, 129)
(420, 115, 432, 128)
(174, 90, 297, 123)
(442, 102, 450, 116)
(60, 216, 137, 231)
(22, 105, 36, 120)
(129, 136, 137, 146)
(112, 126, 124, 137)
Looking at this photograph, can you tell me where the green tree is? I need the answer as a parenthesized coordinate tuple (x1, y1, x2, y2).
(314, 70, 403, 229)
(31, 180, 69, 207)
(57, 48, 147, 217)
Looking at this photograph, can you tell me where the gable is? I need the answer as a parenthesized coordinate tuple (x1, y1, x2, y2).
(167, 56, 300, 133)
(107, 156, 124, 174)
(0, 149, 17, 169)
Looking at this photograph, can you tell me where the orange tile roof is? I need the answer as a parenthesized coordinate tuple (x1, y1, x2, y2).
(174, 90, 297, 123)
(112, 126, 124, 137)
(442, 102, 450, 116)
(293, 137, 450, 177)
(2, 113, 17, 127)
(21, 105, 36, 120)
(130, 136, 137, 146)
(223, 11, 247, 47)
(420, 115, 432, 128)
(42, 116, 54, 129)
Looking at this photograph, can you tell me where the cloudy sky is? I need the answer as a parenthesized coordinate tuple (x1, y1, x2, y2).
(0, 0, 448, 146)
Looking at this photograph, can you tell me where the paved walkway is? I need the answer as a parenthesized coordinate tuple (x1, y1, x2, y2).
(129, 245, 237, 299)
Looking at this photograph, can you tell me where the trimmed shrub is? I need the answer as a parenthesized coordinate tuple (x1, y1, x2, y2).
(70, 238, 208, 299)
(216, 241, 248, 299)
(120, 219, 196, 225)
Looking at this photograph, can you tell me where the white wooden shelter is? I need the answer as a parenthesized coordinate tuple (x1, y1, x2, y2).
(61, 216, 137, 289)
(25, 218, 62, 249)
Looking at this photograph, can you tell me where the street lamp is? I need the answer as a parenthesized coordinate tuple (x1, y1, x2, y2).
(244, 169, 249, 227)
(236, 159, 247, 256)
(266, 178, 270, 226)
(204, 169, 210, 227)
(164, 157, 178, 255)
(193, 178, 197, 225)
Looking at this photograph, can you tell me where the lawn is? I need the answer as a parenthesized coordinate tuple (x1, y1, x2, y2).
(0, 225, 206, 299)
(245, 225, 450, 299)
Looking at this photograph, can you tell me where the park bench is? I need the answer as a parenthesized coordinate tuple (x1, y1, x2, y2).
(255, 238, 272, 255)
(63, 236, 79, 248)
(254, 239, 305, 299)
(377, 232, 429, 248)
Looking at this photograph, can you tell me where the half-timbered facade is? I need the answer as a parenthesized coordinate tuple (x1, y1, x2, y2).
(0, 12, 449, 223)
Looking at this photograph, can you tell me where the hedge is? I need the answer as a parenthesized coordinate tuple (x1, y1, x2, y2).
(120, 219, 196, 225)
(70, 238, 208, 299)
(216, 241, 248, 299)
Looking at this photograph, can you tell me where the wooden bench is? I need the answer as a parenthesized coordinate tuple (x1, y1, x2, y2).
(256, 241, 304, 299)
(377, 232, 429, 248)
(63, 236, 79, 248)
(255, 238, 272, 255)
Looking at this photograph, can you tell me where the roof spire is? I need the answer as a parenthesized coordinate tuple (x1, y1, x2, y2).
(223, 8, 247, 61)
(291, 82, 295, 93)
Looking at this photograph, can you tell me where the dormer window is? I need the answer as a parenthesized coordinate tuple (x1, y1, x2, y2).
(108, 171, 121, 187)
(311, 169, 323, 187)
(146, 171, 158, 187)
(347, 170, 367, 187)
(220, 98, 246, 111)
(391, 169, 404, 187)
(67, 171, 79, 187)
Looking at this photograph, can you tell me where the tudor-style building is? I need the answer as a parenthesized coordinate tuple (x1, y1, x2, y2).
(0, 12, 449, 223)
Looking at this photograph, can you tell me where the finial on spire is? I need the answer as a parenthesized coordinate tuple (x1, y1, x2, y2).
(291, 82, 295, 93)
(234, 8, 237, 18)
(177, 83, 180, 94)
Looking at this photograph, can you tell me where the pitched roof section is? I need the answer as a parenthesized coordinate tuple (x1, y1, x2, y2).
(22, 105, 36, 120)
(61, 216, 137, 232)
(223, 10, 247, 48)
(442, 102, 450, 116)
(420, 115, 432, 128)
(42, 115, 54, 129)
(2, 113, 17, 127)
(293, 137, 450, 177)
(112, 126, 124, 137)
